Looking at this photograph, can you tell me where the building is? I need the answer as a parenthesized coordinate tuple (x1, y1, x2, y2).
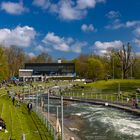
(19, 62, 76, 81)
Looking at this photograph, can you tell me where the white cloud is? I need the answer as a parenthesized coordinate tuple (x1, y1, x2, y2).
(42, 32, 87, 53)
(94, 40, 123, 54)
(105, 19, 124, 29)
(1, 1, 28, 15)
(0, 26, 36, 47)
(32, 0, 50, 9)
(28, 52, 36, 58)
(81, 24, 96, 32)
(71, 41, 87, 53)
(126, 21, 140, 28)
(77, 0, 96, 9)
(43, 32, 70, 51)
(53, 1, 86, 20)
(77, 0, 105, 9)
(35, 45, 51, 52)
(134, 27, 140, 37)
(133, 38, 140, 47)
(33, 0, 105, 20)
(106, 11, 121, 19)
(105, 20, 140, 30)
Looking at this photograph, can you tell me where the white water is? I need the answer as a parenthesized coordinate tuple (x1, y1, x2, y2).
(70, 103, 140, 140)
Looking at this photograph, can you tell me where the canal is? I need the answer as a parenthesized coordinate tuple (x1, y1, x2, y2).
(47, 99, 140, 140)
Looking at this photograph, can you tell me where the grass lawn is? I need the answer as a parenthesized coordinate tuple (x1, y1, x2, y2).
(85, 79, 140, 91)
(0, 95, 52, 140)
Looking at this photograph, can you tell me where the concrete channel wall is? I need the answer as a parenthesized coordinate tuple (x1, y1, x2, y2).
(50, 96, 140, 116)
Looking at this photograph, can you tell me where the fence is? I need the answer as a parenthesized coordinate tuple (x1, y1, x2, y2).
(61, 87, 140, 107)
(33, 106, 58, 140)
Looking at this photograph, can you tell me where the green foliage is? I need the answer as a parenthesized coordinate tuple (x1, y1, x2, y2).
(86, 58, 105, 80)
(0, 46, 9, 80)
(133, 57, 140, 79)
(0, 95, 52, 140)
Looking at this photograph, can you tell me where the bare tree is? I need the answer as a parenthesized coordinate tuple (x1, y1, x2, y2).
(4, 46, 25, 77)
(117, 43, 135, 79)
(36, 52, 52, 63)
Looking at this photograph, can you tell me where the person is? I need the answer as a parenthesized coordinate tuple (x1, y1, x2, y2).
(0, 118, 8, 133)
(132, 98, 136, 108)
(12, 96, 15, 105)
(126, 97, 129, 103)
(27, 102, 32, 114)
(7, 90, 10, 98)
(41, 100, 44, 112)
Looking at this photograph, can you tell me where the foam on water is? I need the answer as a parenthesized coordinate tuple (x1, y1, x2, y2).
(82, 105, 140, 137)
(49, 99, 140, 139)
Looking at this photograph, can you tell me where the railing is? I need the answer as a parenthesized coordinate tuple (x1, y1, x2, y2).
(33, 105, 59, 140)
(61, 89, 140, 108)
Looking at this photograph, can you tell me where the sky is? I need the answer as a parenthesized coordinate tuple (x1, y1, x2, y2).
(0, 0, 140, 60)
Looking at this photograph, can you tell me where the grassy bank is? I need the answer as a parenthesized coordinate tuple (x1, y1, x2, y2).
(0, 95, 52, 140)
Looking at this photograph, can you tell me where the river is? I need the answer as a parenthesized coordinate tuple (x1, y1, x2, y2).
(46, 99, 140, 140)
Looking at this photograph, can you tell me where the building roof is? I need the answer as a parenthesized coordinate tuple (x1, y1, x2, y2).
(25, 63, 75, 67)
(19, 69, 33, 72)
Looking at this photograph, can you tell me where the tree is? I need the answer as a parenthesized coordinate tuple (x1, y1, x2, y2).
(75, 60, 88, 78)
(74, 54, 89, 78)
(117, 43, 135, 79)
(86, 58, 105, 80)
(4, 46, 25, 77)
(133, 56, 140, 79)
(35, 52, 52, 63)
(0, 46, 9, 80)
(105, 49, 122, 79)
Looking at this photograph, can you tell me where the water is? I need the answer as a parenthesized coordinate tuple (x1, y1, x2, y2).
(69, 103, 140, 140)
(32, 97, 140, 140)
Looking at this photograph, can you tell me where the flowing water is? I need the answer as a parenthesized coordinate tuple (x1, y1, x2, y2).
(31, 96, 140, 140)
(47, 99, 140, 140)
(69, 103, 140, 140)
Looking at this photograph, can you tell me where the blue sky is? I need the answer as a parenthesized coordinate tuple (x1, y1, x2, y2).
(0, 0, 140, 59)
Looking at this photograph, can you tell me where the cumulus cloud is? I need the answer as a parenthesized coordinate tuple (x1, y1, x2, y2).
(133, 39, 140, 47)
(126, 21, 140, 28)
(81, 24, 96, 32)
(105, 20, 140, 30)
(93, 40, 123, 54)
(134, 27, 140, 37)
(32, 0, 50, 9)
(28, 52, 36, 58)
(71, 41, 87, 53)
(77, 0, 97, 9)
(33, 0, 105, 20)
(43, 32, 69, 51)
(50, 1, 87, 20)
(0, 26, 36, 47)
(105, 19, 124, 29)
(106, 11, 121, 19)
(35, 45, 52, 52)
(1, 1, 28, 15)
(42, 32, 87, 53)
